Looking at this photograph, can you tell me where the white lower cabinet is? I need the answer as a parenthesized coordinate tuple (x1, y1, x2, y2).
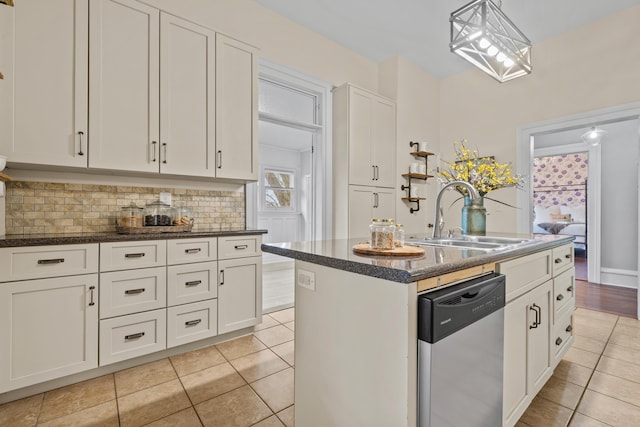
(218, 256, 262, 334)
(0, 274, 99, 393)
(167, 299, 217, 348)
(100, 267, 167, 319)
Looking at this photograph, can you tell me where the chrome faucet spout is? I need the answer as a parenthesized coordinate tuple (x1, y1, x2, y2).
(432, 181, 480, 238)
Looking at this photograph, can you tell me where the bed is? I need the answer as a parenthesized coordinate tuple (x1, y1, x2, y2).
(533, 204, 586, 249)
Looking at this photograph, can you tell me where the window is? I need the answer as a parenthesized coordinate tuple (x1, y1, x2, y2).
(262, 168, 296, 211)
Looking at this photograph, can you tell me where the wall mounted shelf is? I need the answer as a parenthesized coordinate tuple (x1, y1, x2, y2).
(401, 142, 433, 213)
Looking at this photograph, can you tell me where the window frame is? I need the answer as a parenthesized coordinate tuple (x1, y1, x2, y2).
(260, 166, 298, 213)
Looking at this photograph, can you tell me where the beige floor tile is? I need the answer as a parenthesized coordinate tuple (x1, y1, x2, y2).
(180, 361, 246, 404)
(572, 316, 615, 342)
(216, 335, 267, 361)
(277, 405, 294, 427)
(0, 393, 42, 427)
(574, 308, 619, 324)
(271, 340, 295, 366)
(563, 347, 601, 370)
(553, 359, 594, 387)
(115, 358, 177, 397)
(597, 355, 640, 384)
(254, 314, 280, 331)
(537, 376, 585, 410)
(514, 422, 530, 427)
(269, 308, 294, 324)
(37, 400, 118, 427)
(144, 407, 203, 427)
(230, 349, 289, 383)
(283, 321, 295, 332)
(587, 371, 640, 407)
(573, 335, 607, 355)
(251, 368, 295, 413)
(117, 379, 191, 427)
(253, 325, 294, 348)
(577, 389, 640, 426)
(519, 396, 573, 427)
(616, 316, 640, 329)
(609, 324, 640, 351)
(253, 415, 285, 426)
(195, 385, 272, 427)
(170, 345, 226, 377)
(569, 412, 612, 426)
(603, 342, 640, 366)
(39, 375, 116, 423)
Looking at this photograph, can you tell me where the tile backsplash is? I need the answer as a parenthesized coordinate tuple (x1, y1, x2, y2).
(5, 181, 245, 235)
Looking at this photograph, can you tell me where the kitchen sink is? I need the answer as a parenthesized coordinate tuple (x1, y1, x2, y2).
(407, 235, 538, 251)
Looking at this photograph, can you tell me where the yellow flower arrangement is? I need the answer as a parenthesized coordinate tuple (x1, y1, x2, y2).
(438, 140, 524, 197)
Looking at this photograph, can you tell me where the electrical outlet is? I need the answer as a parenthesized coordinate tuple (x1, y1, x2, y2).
(159, 192, 172, 206)
(297, 269, 316, 291)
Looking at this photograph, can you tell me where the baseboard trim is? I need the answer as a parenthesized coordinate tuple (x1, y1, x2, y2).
(600, 267, 638, 289)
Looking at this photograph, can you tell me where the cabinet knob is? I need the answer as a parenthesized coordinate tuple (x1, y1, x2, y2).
(565, 254, 572, 259)
(566, 324, 573, 333)
(556, 337, 563, 346)
(555, 258, 562, 264)
(567, 285, 574, 292)
(556, 294, 564, 301)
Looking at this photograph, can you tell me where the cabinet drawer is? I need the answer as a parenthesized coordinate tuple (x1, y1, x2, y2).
(100, 267, 167, 319)
(99, 309, 167, 366)
(0, 244, 98, 282)
(167, 237, 217, 265)
(167, 261, 217, 306)
(167, 299, 217, 348)
(100, 240, 166, 272)
(497, 250, 552, 302)
(552, 244, 574, 276)
(553, 268, 575, 319)
(218, 235, 261, 260)
(552, 311, 574, 367)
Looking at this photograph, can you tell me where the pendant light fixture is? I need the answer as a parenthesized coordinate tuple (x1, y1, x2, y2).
(581, 126, 607, 146)
(450, 0, 532, 82)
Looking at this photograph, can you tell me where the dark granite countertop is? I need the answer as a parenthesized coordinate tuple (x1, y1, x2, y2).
(0, 228, 268, 248)
(261, 233, 574, 283)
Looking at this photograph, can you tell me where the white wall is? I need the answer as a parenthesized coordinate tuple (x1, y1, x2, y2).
(439, 5, 640, 233)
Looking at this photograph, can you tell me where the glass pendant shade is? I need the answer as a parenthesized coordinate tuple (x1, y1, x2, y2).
(450, 0, 532, 82)
(581, 126, 607, 146)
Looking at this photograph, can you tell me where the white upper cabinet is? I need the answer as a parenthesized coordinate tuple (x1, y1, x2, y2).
(215, 34, 258, 181)
(160, 14, 216, 177)
(88, 0, 159, 172)
(0, 0, 88, 167)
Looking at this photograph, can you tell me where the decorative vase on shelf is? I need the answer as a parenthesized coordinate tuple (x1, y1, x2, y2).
(461, 195, 486, 236)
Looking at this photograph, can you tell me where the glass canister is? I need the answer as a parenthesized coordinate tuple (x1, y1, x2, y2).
(118, 202, 143, 228)
(370, 218, 395, 250)
(173, 206, 193, 226)
(394, 223, 405, 248)
(143, 200, 174, 226)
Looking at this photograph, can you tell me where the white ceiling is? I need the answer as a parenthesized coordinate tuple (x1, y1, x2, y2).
(254, 0, 640, 78)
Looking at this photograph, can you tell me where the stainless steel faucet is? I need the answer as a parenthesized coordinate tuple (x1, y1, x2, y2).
(433, 181, 481, 238)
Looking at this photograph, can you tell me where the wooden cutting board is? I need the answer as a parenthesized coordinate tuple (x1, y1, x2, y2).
(352, 243, 425, 256)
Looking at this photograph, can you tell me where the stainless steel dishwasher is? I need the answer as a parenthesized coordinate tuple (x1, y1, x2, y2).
(418, 272, 506, 427)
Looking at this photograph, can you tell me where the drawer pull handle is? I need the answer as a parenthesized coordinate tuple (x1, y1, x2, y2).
(89, 285, 95, 306)
(125, 332, 145, 341)
(185, 319, 202, 327)
(185, 248, 201, 254)
(566, 325, 573, 333)
(37, 258, 65, 265)
(554, 258, 562, 264)
(556, 337, 563, 346)
(125, 253, 146, 258)
(234, 245, 248, 250)
(567, 285, 574, 292)
(556, 294, 564, 301)
(125, 288, 145, 295)
(78, 131, 85, 156)
(529, 304, 540, 329)
(185, 280, 202, 287)
(565, 254, 572, 259)
(219, 270, 225, 285)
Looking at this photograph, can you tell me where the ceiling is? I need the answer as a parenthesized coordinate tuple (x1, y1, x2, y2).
(254, 0, 640, 78)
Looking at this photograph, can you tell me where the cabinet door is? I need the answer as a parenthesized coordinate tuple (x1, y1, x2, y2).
(215, 34, 258, 180)
(0, 0, 88, 167)
(348, 186, 375, 240)
(528, 280, 552, 393)
(0, 274, 98, 393)
(375, 188, 396, 221)
(89, 0, 159, 172)
(348, 87, 374, 186)
(371, 97, 396, 188)
(160, 13, 215, 177)
(503, 293, 529, 426)
(218, 256, 262, 334)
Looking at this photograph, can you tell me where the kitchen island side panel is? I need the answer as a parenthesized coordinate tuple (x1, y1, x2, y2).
(294, 260, 417, 427)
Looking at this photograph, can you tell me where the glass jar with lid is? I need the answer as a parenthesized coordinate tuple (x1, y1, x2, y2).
(173, 206, 193, 227)
(370, 218, 395, 250)
(394, 223, 405, 247)
(143, 200, 174, 226)
(118, 202, 143, 228)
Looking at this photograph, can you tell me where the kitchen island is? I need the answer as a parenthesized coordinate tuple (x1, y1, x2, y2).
(261, 233, 576, 427)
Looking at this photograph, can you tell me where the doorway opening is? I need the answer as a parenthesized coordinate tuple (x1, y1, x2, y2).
(247, 62, 332, 313)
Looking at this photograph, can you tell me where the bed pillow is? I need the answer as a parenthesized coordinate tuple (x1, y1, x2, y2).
(534, 205, 560, 223)
(561, 205, 586, 222)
